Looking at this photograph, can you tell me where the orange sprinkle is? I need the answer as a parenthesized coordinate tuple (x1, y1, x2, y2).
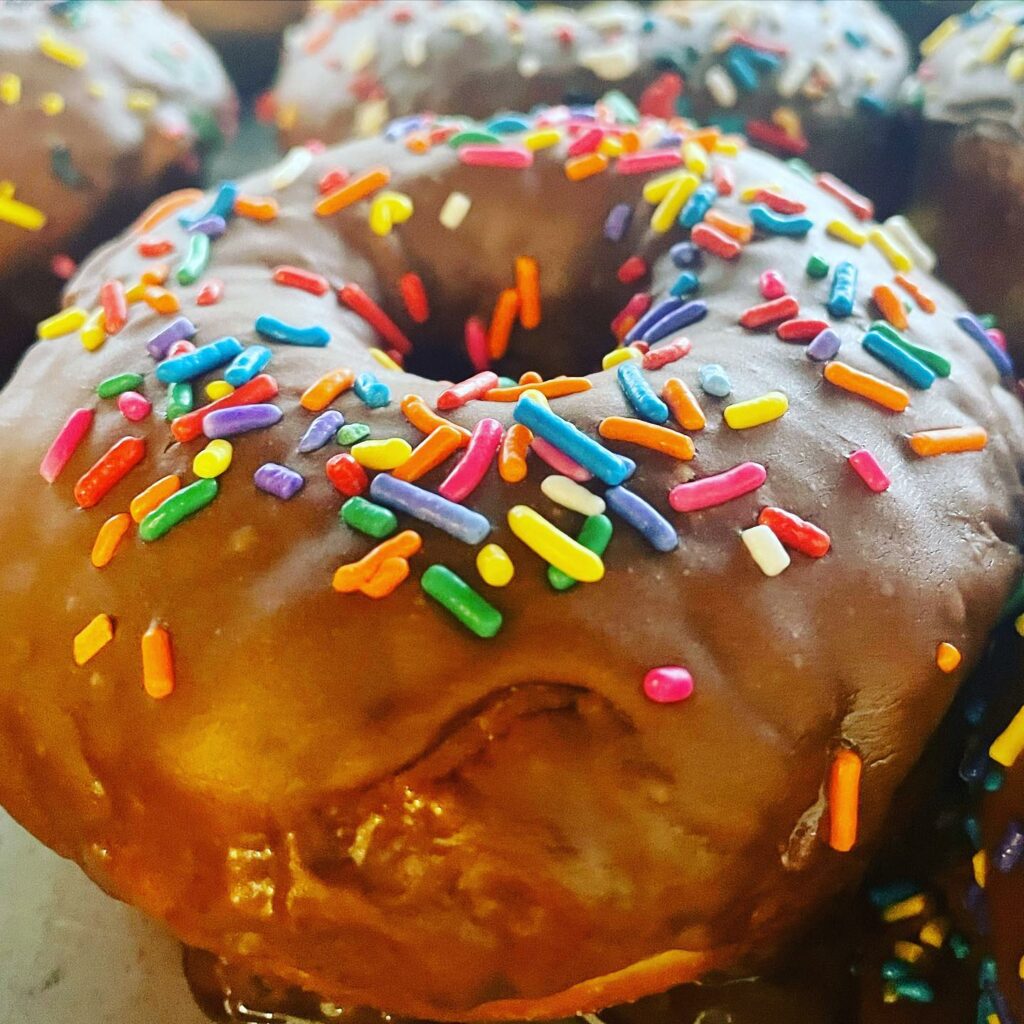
(703, 209, 753, 243)
(333, 530, 422, 592)
(662, 377, 706, 431)
(598, 416, 696, 460)
(484, 376, 592, 402)
(908, 425, 987, 457)
(687, 125, 720, 151)
(823, 361, 910, 412)
(515, 256, 541, 330)
(143, 286, 180, 314)
(499, 423, 532, 483)
(620, 129, 641, 153)
(404, 132, 430, 154)
(360, 556, 410, 599)
(234, 195, 279, 221)
(565, 152, 609, 181)
(392, 424, 463, 482)
(936, 642, 962, 674)
(141, 264, 169, 286)
(90, 513, 131, 569)
(141, 624, 175, 700)
(518, 370, 543, 386)
(872, 283, 907, 330)
(129, 475, 181, 523)
(827, 748, 862, 853)
(894, 273, 937, 314)
(300, 368, 355, 412)
(315, 166, 390, 217)
(131, 189, 204, 234)
(73, 613, 114, 666)
(488, 287, 520, 360)
(400, 394, 471, 445)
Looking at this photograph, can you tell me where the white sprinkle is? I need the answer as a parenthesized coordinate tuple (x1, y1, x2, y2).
(741, 525, 791, 577)
(705, 65, 737, 108)
(354, 98, 388, 137)
(541, 475, 606, 517)
(776, 55, 811, 98)
(402, 29, 427, 67)
(578, 40, 639, 81)
(518, 53, 542, 78)
(346, 34, 377, 73)
(439, 191, 471, 230)
(883, 215, 936, 272)
(270, 146, 312, 191)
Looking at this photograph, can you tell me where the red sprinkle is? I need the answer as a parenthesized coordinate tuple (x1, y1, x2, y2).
(642, 337, 692, 370)
(777, 318, 829, 342)
(753, 189, 807, 215)
(758, 507, 831, 558)
(617, 255, 648, 284)
(273, 265, 329, 295)
(171, 374, 279, 442)
(816, 172, 874, 221)
(437, 371, 499, 411)
(464, 316, 489, 372)
(318, 168, 349, 194)
(337, 282, 413, 355)
(759, 269, 787, 300)
(400, 272, 430, 323)
(616, 150, 683, 175)
(138, 237, 174, 258)
(326, 453, 368, 496)
(692, 223, 742, 260)
(746, 120, 808, 156)
(100, 280, 127, 334)
(638, 72, 684, 120)
(167, 339, 196, 358)
(739, 295, 799, 329)
(567, 127, 604, 156)
(74, 437, 146, 509)
(611, 292, 652, 339)
(712, 163, 735, 196)
(196, 279, 223, 306)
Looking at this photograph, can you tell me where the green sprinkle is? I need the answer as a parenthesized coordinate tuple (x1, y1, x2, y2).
(786, 157, 815, 181)
(1001, 572, 1024, 621)
(139, 479, 218, 542)
(448, 129, 501, 148)
(97, 372, 144, 399)
(548, 514, 613, 591)
(984, 768, 1005, 791)
(165, 382, 193, 421)
(421, 564, 502, 638)
(176, 232, 211, 286)
(336, 423, 370, 445)
(979, 958, 998, 987)
(340, 496, 397, 539)
(806, 254, 829, 279)
(870, 321, 952, 377)
(948, 933, 970, 960)
(979, 313, 997, 329)
(892, 979, 934, 1004)
(600, 89, 640, 124)
(496, 376, 518, 388)
(868, 880, 919, 907)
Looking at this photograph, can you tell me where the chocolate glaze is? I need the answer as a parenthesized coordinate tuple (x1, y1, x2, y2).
(0, 112, 1022, 1019)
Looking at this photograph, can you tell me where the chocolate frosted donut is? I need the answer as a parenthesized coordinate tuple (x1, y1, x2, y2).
(272, 0, 910, 212)
(0, 0, 236, 353)
(905, 1, 1024, 363)
(0, 105, 1022, 1020)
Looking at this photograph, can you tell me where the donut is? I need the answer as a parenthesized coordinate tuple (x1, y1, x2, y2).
(272, 0, 910, 213)
(0, 0, 236, 356)
(0, 104, 1022, 1021)
(905, 1, 1024, 365)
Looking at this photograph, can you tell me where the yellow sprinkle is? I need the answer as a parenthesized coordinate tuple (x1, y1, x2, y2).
(73, 613, 114, 666)
(439, 191, 471, 230)
(920, 16, 959, 57)
(354, 97, 389, 137)
(973, 849, 987, 888)
(642, 169, 690, 204)
(477, 543, 515, 587)
(599, 134, 624, 157)
(275, 101, 298, 132)
(893, 940, 924, 964)
(682, 140, 708, 176)
(87, 80, 106, 99)
(521, 387, 550, 409)
(1009, 49, 1024, 82)
(351, 437, 413, 471)
(369, 348, 402, 371)
(40, 91, 65, 116)
(124, 277, 149, 303)
(0, 184, 47, 231)
(936, 641, 962, 673)
(919, 917, 950, 949)
(723, 391, 788, 430)
(507, 505, 604, 582)
(989, 703, 1024, 767)
(981, 21, 1016, 63)
(80, 308, 107, 351)
(205, 380, 234, 401)
(37, 306, 87, 339)
(126, 89, 157, 113)
(91, 514, 131, 569)
(650, 173, 699, 233)
(193, 439, 233, 479)
(882, 894, 927, 923)
(368, 189, 413, 236)
(1015, 611, 1024, 636)
(739, 183, 782, 203)
(827, 218, 867, 247)
(601, 347, 639, 370)
(0, 73, 21, 105)
(869, 228, 912, 272)
(772, 105, 803, 140)
(38, 30, 87, 68)
(713, 136, 742, 156)
(1018, 955, 1024, 981)
(523, 128, 561, 151)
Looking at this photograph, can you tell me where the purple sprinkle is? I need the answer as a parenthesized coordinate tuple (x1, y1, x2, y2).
(657, 132, 684, 147)
(254, 463, 304, 500)
(670, 241, 702, 269)
(642, 299, 707, 343)
(187, 214, 227, 238)
(956, 312, 1013, 376)
(298, 410, 345, 453)
(203, 404, 283, 438)
(625, 297, 682, 343)
(603, 203, 632, 242)
(995, 820, 1024, 873)
(146, 317, 197, 360)
(605, 485, 678, 552)
(807, 328, 842, 361)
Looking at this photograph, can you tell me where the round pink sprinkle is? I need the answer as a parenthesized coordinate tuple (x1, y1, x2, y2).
(643, 666, 694, 704)
(117, 391, 152, 422)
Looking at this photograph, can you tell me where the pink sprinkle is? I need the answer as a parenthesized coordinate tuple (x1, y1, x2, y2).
(437, 371, 499, 412)
(643, 666, 694, 704)
(616, 151, 683, 175)
(988, 327, 1007, 352)
(167, 339, 196, 358)
(617, 255, 648, 285)
(567, 127, 603, 156)
(531, 436, 592, 482)
(438, 418, 503, 502)
(457, 145, 533, 169)
(117, 391, 152, 422)
(668, 461, 767, 513)
(759, 270, 787, 300)
(642, 337, 691, 370)
(464, 316, 489, 372)
(197, 278, 223, 306)
(712, 163, 735, 196)
(848, 449, 891, 493)
(40, 408, 93, 483)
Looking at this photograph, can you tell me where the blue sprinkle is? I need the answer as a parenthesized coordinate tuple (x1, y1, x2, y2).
(670, 271, 700, 297)
(827, 261, 858, 318)
(698, 363, 732, 397)
(670, 241, 702, 269)
(724, 47, 759, 91)
(186, 214, 227, 238)
(605, 486, 678, 552)
(224, 345, 272, 386)
(298, 410, 346, 453)
(384, 115, 427, 141)
(514, 395, 633, 486)
(626, 297, 682, 343)
(617, 362, 669, 423)
(861, 330, 936, 389)
(741, 46, 781, 72)
(749, 204, 813, 237)
(857, 92, 888, 115)
(154, 337, 243, 383)
(487, 115, 530, 133)
(604, 202, 632, 242)
(956, 312, 1014, 376)
(806, 327, 842, 362)
(844, 28, 867, 47)
(995, 821, 1024, 872)
(354, 371, 391, 408)
(679, 183, 717, 229)
(253, 463, 304, 500)
(369, 474, 492, 545)
(642, 299, 707, 343)
(180, 181, 237, 229)
(255, 314, 330, 348)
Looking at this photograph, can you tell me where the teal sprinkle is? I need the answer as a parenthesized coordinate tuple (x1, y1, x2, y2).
(979, 957, 998, 988)
(600, 90, 640, 124)
(786, 158, 816, 182)
(979, 312, 998, 329)
(892, 979, 933, 1003)
(870, 321, 952, 377)
(336, 423, 371, 446)
(881, 959, 914, 981)
(188, 108, 224, 150)
(857, 93, 888, 115)
(497, 376, 518, 388)
(983, 768, 1005, 791)
(999, 572, 1024, 620)
(670, 271, 700, 297)
(448, 129, 501, 148)
(50, 145, 87, 189)
(868, 880, 920, 908)
(948, 933, 970, 960)
(487, 115, 529, 134)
